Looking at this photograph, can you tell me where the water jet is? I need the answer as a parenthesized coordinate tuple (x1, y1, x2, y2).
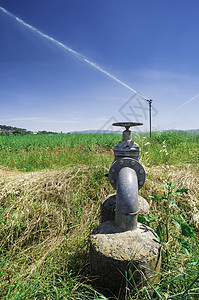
(0, 6, 147, 100)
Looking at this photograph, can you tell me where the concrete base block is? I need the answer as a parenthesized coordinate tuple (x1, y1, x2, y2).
(90, 221, 161, 296)
(101, 194, 150, 223)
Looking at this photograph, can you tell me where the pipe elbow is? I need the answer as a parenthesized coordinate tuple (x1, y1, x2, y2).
(115, 167, 138, 230)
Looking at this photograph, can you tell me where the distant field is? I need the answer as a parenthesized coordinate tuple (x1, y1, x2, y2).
(0, 131, 198, 171)
(0, 131, 198, 299)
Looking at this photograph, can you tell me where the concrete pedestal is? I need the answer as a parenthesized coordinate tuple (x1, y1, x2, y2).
(90, 221, 161, 296)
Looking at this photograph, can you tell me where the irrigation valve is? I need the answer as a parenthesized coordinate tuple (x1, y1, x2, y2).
(108, 122, 146, 230)
(90, 122, 162, 294)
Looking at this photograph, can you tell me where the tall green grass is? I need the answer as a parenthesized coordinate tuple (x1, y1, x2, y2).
(140, 131, 199, 168)
(0, 131, 198, 171)
(0, 133, 120, 171)
(0, 133, 121, 151)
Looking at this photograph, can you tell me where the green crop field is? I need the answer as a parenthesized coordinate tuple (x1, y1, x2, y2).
(0, 131, 198, 299)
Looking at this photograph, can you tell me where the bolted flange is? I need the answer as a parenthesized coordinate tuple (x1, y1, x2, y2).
(108, 157, 145, 190)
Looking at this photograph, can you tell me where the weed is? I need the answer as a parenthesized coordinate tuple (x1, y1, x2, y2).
(137, 181, 199, 299)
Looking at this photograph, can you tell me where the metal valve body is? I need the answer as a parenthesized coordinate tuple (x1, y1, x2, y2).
(108, 122, 145, 230)
(90, 123, 162, 295)
(113, 128, 140, 161)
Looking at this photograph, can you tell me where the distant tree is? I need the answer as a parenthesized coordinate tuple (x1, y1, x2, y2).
(0, 125, 55, 135)
(13, 128, 26, 135)
(37, 131, 48, 135)
(37, 130, 57, 135)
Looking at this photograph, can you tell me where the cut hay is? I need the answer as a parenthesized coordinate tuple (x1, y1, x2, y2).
(0, 166, 103, 285)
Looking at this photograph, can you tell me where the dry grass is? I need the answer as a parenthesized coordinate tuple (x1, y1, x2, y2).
(0, 166, 109, 289)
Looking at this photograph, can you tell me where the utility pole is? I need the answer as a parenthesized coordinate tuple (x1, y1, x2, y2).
(147, 99, 153, 138)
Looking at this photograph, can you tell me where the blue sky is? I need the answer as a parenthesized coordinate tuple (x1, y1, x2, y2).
(0, 0, 199, 132)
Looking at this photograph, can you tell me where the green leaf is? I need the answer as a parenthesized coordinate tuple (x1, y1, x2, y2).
(164, 180, 170, 185)
(164, 181, 174, 196)
(165, 181, 173, 189)
(149, 194, 162, 201)
(156, 224, 162, 240)
(181, 221, 195, 238)
(172, 217, 181, 233)
(153, 237, 161, 243)
(175, 188, 189, 194)
(138, 215, 149, 224)
(172, 217, 195, 238)
(148, 214, 159, 223)
(175, 236, 192, 256)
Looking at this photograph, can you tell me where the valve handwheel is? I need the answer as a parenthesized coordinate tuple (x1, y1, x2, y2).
(112, 122, 143, 130)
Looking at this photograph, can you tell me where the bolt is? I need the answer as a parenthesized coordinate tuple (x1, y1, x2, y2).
(139, 169, 144, 174)
(131, 160, 135, 166)
(139, 181, 143, 186)
(111, 179, 115, 184)
(111, 168, 115, 173)
(119, 160, 124, 166)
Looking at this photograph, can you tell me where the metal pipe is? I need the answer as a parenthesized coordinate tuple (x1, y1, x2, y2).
(148, 99, 153, 138)
(115, 167, 138, 231)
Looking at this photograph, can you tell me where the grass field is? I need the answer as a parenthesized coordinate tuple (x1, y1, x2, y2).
(0, 131, 198, 299)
